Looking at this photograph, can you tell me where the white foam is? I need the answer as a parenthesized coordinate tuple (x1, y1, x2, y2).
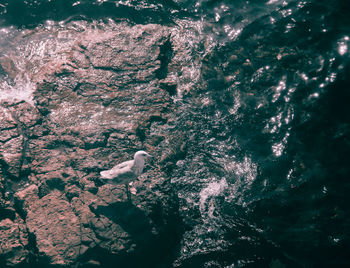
(199, 178, 228, 217)
(0, 75, 35, 105)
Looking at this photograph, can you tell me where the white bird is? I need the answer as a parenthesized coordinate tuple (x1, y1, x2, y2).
(100, 150, 152, 185)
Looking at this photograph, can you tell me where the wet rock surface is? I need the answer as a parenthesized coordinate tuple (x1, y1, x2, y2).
(0, 21, 199, 267)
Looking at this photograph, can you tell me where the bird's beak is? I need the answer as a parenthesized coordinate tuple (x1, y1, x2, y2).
(147, 153, 153, 158)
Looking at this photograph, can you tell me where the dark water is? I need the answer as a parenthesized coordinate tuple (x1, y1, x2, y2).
(1, 0, 350, 267)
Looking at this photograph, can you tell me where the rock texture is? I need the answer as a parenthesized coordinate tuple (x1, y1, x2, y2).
(0, 20, 202, 267)
(0, 217, 28, 267)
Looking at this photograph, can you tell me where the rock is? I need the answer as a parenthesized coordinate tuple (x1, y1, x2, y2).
(70, 187, 133, 255)
(0, 105, 22, 178)
(0, 105, 18, 143)
(0, 56, 18, 80)
(14, 184, 39, 210)
(0, 217, 29, 266)
(0, 139, 23, 178)
(0, 101, 43, 178)
(7, 101, 42, 130)
(0, 19, 201, 266)
(20, 189, 82, 265)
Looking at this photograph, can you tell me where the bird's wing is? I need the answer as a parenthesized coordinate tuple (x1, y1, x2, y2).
(111, 160, 134, 170)
(100, 160, 134, 179)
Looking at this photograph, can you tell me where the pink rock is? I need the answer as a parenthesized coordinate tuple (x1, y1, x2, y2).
(0, 217, 29, 266)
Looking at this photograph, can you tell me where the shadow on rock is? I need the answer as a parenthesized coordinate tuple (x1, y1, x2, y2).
(92, 199, 179, 268)
(96, 201, 153, 245)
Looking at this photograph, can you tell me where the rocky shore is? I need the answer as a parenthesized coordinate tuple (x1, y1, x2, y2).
(0, 21, 202, 267)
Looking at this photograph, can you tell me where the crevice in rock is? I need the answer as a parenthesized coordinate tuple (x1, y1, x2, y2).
(13, 197, 27, 220)
(54, 70, 74, 77)
(46, 177, 65, 192)
(72, 82, 82, 92)
(92, 66, 124, 73)
(9, 111, 30, 179)
(0, 158, 18, 181)
(0, 125, 18, 132)
(135, 114, 168, 142)
(38, 183, 50, 199)
(27, 231, 51, 267)
(84, 51, 126, 75)
(0, 206, 16, 221)
(155, 38, 173, 80)
(160, 81, 177, 96)
(68, 196, 91, 262)
(45, 139, 78, 150)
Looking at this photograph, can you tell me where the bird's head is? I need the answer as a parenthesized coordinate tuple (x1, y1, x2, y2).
(134, 150, 152, 160)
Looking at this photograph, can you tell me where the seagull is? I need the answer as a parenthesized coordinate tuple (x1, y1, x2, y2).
(100, 150, 152, 191)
